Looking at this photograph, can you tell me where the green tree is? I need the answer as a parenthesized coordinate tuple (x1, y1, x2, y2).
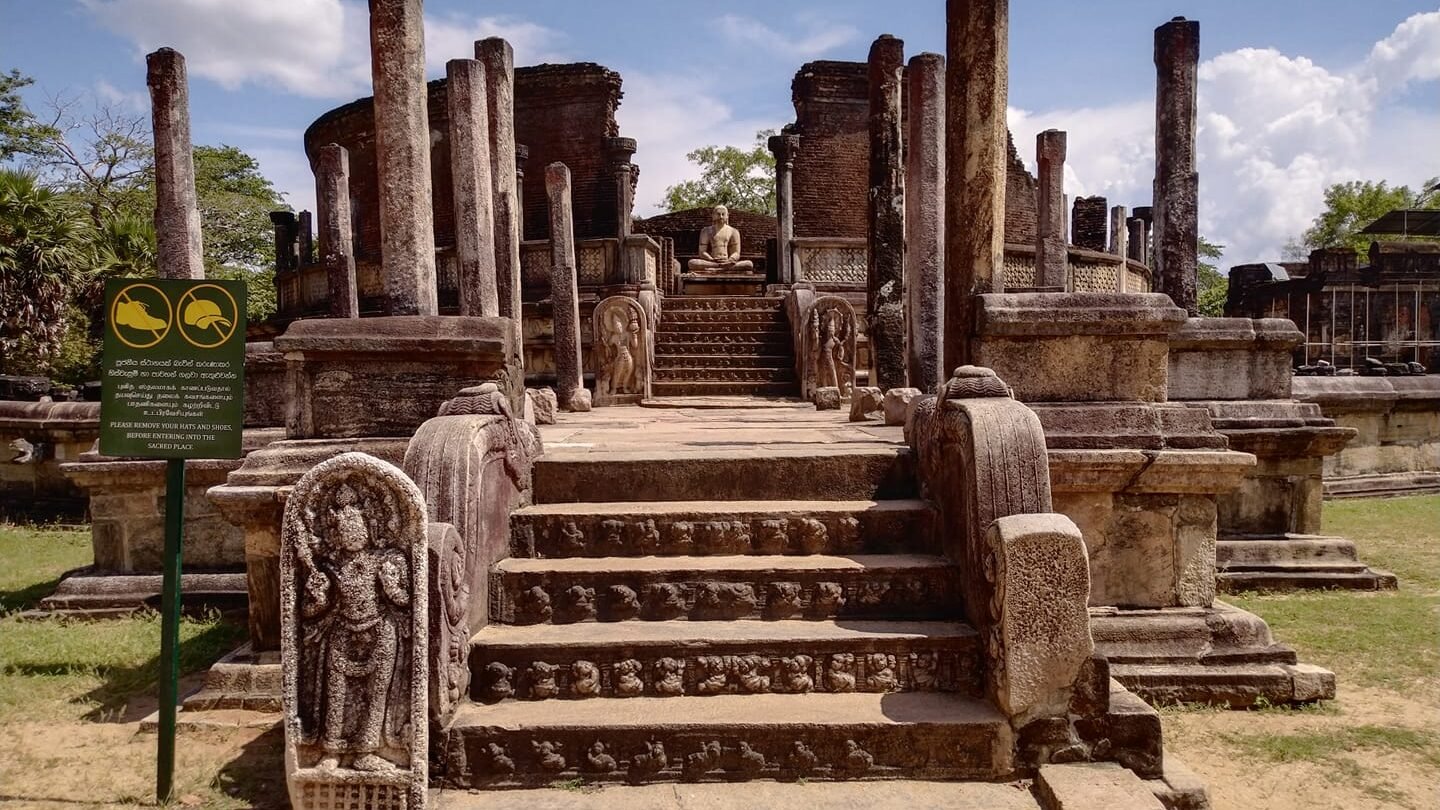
(193, 145, 286, 320)
(1284, 178, 1440, 259)
(1196, 236, 1227, 317)
(662, 130, 776, 216)
(26, 95, 153, 225)
(0, 69, 57, 162)
(0, 169, 92, 376)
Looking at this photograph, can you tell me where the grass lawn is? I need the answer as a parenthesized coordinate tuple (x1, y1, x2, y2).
(1164, 494, 1440, 810)
(0, 497, 1436, 809)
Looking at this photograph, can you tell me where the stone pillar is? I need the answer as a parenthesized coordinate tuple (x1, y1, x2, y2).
(447, 58, 499, 318)
(768, 133, 799, 284)
(867, 34, 907, 392)
(371, 0, 437, 316)
(478, 37, 522, 324)
(315, 144, 358, 318)
(1153, 16, 1201, 315)
(146, 48, 204, 280)
(1126, 216, 1146, 264)
(515, 143, 528, 239)
(905, 52, 946, 393)
(944, 0, 1009, 371)
(1072, 196, 1108, 252)
(271, 211, 298, 273)
(546, 163, 590, 412)
(1134, 205, 1154, 265)
(1110, 205, 1129, 293)
(608, 137, 637, 241)
(1034, 129, 1068, 289)
(296, 211, 314, 266)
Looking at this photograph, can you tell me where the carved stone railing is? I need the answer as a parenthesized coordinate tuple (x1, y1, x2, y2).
(909, 367, 1094, 736)
(1001, 243, 1152, 293)
(790, 236, 867, 289)
(401, 382, 542, 728)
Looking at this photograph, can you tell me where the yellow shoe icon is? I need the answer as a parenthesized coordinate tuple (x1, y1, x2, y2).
(115, 299, 168, 331)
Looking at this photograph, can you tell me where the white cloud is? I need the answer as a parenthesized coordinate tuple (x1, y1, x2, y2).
(80, 0, 565, 99)
(616, 72, 781, 217)
(94, 79, 149, 112)
(718, 13, 858, 59)
(1010, 10, 1440, 266)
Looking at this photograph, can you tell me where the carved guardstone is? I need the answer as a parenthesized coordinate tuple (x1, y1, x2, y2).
(592, 296, 652, 406)
(798, 296, 858, 402)
(282, 452, 428, 809)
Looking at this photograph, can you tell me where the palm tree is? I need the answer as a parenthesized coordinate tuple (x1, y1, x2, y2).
(0, 169, 91, 375)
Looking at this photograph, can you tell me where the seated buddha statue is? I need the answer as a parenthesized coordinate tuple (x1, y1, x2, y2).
(687, 205, 755, 273)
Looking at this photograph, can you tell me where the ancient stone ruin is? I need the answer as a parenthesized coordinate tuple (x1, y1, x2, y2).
(16, 0, 1438, 807)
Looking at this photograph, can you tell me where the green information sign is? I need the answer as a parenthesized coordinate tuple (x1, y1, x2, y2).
(100, 277, 247, 459)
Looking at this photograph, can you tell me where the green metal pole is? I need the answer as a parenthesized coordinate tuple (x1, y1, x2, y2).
(157, 457, 185, 804)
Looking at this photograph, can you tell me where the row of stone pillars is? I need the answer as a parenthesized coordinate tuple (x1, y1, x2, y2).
(830, 2, 1203, 390)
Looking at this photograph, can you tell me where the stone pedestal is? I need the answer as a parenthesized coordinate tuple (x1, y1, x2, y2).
(1293, 375, 1440, 498)
(1169, 318, 1395, 591)
(276, 316, 519, 439)
(0, 401, 99, 520)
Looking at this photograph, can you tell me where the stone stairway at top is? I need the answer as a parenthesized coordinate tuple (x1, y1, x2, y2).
(435, 434, 1016, 787)
(651, 296, 798, 397)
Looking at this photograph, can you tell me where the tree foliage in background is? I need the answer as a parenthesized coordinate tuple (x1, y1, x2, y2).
(1196, 236, 1228, 317)
(662, 130, 777, 216)
(1285, 178, 1440, 260)
(0, 69, 290, 382)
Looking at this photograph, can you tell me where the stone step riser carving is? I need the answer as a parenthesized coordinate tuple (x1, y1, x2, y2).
(653, 368, 796, 383)
(512, 507, 934, 558)
(655, 332, 793, 345)
(469, 644, 983, 703)
(651, 355, 793, 370)
(652, 382, 799, 397)
(657, 322, 790, 335)
(437, 723, 1006, 788)
(661, 298, 785, 312)
(491, 568, 959, 625)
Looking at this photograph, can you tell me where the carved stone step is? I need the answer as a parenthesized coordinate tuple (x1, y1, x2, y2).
(1215, 536, 1358, 565)
(468, 619, 983, 703)
(438, 692, 1011, 788)
(662, 296, 785, 312)
(653, 367, 797, 383)
(651, 381, 799, 397)
(533, 448, 917, 503)
(511, 499, 935, 558)
(654, 341, 791, 356)
(1216, 568, 1398, 592)
(659, 311, 787, 326)
(655, 332, 793, 347)
(491, 554, 958, 624)
(652, 354, 794, 370)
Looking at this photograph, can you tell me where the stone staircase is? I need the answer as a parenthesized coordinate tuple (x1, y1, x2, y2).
(651, 296, 797, 398)
(435, 443, 1019, 787)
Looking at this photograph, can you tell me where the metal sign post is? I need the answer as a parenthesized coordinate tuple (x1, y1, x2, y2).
(99, 277, 246, 803)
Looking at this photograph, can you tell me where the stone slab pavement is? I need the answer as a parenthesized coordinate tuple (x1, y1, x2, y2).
(433, 780, 1043, 809)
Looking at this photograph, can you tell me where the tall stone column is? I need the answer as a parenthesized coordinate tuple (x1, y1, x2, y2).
(297, 211, 314, 266)
(146, 48, 204, 280)
(608, 137, 637, 241)
(515, 144, 528, 239)
(546, 163, 590, 412)
(371, 0, 437, 316)
(867, 34, 907, 392)
(1111, 205, 1130, 293)
(447, 58, 499, 317)
(1134, 205, 1154, 266)
(905, 52, 946, 393)
(478, 37, 522, 324)
(1034, 129, 1068, 289)
(1126, 216, 1146, 264)
(768, 133, 799, 284)
(944, 0, 1009, 371)
(1153, 17, 1200, 315)
(315, 144, 358, 318)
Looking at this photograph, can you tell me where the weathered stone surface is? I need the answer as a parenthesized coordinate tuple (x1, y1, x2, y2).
(1126, 217, 1146, 265)
(1152, 17, 1200, 316)
(1036, 762, 1166, 810)
(883, 388, 921, 427)
(526, 388, 558, 425)
(905, 52, 946, 393)
(146, 48, 204, 280)
(813, 386, 842, 411)
(446, 58, 499, 318)
(280, 452, 427, 808)
(546, 163, 586, 411)
(431, 779, 1046, 809)
(849, 387, 884, 422)
(1292, 375, 1440, 494)
(973, 293, 1188, 403)
(867, 34, 907, 391)
(1034, 130, 1068, 289)
(476, 38, 521, 326)
(1167, 317, 1301, 401)
(314, 144, 359, 318)
(1070, 196, 1108, 254)
(944, 0, 1009, 369)
(1, 400, 100, 519)
(276, 316, 519, 439)
(1145, 756, 1212, 810)
(768, 134, 800, 284)
(371, 0, 437, 316)
(792, 294, 857, 402)
(593, 296, 651, 406)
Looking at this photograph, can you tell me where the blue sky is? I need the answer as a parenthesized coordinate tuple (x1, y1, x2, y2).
(3, 1, 1438, 264)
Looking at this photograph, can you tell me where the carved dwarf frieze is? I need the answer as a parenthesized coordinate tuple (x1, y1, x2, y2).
(514, 512, 917, 558)
(281, 452, 428, 809)
(592, 295, 651, 406)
